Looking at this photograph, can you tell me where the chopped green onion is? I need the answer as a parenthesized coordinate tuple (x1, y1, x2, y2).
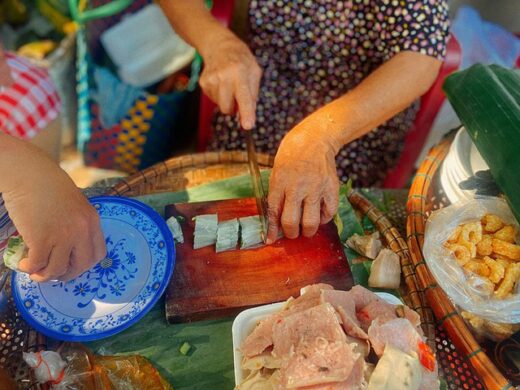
(3, 236, 27, 271)
(179, 341, 191, 356)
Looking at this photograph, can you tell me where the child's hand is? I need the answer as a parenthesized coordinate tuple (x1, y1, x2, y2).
(0, 134, 106, 282)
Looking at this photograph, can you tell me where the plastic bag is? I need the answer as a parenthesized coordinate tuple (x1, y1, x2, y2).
(423, 196, 520, 324)
(24, 343, 172, 389)
(23, 351, 67, 384)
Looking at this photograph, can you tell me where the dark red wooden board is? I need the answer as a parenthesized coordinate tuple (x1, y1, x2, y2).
(164, 198, 352, 323)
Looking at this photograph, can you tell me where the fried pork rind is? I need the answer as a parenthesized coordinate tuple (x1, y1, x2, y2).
(495, 263, 520, 299)
(443, 214, 520, 304)
(463, 260, 490, 278)
(476, 235, 493, 257)
(445, 243, 470, 266)
(444, 243, 471, 266)
(461, 311, 520, 342)
(425, 197, 520, 333)
(447, 226, 462, 243)
(482, 214, 504, 233)
(484, 256, 505, 284)
(494, 225, 517, 244)
(492, 238, 520, 261)
(461, 221, 483, 244)
(496, 258, 512, 269)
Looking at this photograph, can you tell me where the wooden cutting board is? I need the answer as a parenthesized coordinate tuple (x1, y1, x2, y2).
(164, 198, 352, 323)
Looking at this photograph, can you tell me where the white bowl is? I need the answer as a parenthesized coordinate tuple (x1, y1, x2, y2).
(440, 127, 489, 204)
(232, 292, 402, 386)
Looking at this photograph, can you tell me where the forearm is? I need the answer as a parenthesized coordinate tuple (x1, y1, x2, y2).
(0, 133, 29, 192)
(308, 51, 442, 153)
(0, 133, 58, 194)
(159, 0, 234, 59)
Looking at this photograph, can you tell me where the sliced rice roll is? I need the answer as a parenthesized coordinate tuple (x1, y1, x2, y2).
(239, 215, 264, 249)
(193, 214, 218, 249)
(216, 218, 239, 253)
(166, 216, 184, 244)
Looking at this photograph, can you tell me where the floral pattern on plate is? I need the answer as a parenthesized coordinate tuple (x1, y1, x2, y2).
(12, 196, 175, 342)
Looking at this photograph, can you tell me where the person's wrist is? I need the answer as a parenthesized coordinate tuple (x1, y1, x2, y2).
(197, 24, 237, 60)
(0, 134, 25, 192)
(295, 116, 343, 158)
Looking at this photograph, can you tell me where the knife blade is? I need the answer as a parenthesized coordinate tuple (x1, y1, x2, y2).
(245, 130, 269, 242)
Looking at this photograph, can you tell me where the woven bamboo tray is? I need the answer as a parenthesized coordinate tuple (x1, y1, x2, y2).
(407, 136, 512, 389)
(108, 152, 436, 349)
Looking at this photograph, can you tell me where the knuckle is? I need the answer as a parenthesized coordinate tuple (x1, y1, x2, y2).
(284, 190, 301, 203)
(302, 216, 320, 228)
(302, 225, 318, 237)
(281, 216, 298, 231)
(219, 103, 233, 114)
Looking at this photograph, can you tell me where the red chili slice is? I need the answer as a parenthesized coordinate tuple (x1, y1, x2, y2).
(418, 341, 436, 372)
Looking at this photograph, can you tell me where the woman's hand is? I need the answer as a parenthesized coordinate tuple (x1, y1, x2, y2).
(198, 31, 262, 129)
(159, 0, 261, 129)
(266, 119, 341, 243)
(0, 135, 106, 282)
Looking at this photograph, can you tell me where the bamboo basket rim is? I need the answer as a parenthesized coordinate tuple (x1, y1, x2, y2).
(406, 135, 512, 389)
(347, 190, 436, 346)
(107, 151, 275, 196)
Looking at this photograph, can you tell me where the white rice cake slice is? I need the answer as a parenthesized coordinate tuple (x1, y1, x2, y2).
(193, 214, 218, 249)
(166, 216, 184, 244)
(239, 215, 264, 249)
(216, 218, 239, 253)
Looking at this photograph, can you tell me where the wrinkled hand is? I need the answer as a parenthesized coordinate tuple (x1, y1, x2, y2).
(199, 32, 262, 129)
(1, 137, 106, 282)
(267, 121, 341, 243)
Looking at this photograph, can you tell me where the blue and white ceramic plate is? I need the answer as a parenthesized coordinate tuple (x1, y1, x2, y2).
(12, 196, 175, 342)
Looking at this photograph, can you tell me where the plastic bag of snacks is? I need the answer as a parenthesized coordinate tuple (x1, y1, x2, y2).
(424, 196, 520, 340)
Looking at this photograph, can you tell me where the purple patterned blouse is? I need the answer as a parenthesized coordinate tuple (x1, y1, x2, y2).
(210, 0, 449, 186)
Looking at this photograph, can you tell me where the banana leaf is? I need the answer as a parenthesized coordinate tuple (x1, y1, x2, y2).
(87, 175, 397, 389)
(443, 64, 520, 222)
